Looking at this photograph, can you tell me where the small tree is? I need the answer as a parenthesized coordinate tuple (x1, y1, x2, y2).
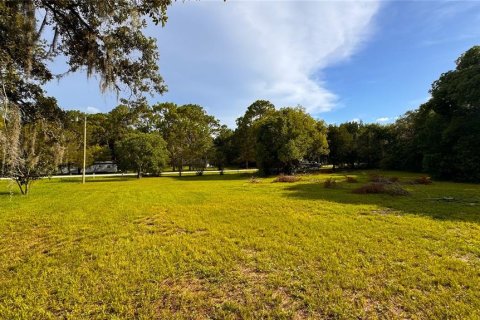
(115, 132, 168, 178)
(2, 106, 64, 195)
(211, 125, 235, 174)
(152, 103, 218, 176)
(234, 100, 275, 168)
(256, 107, 326, 175)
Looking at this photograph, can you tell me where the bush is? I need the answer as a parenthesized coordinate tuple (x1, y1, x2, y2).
(274, 174, 301, 183)
(353, 182, 409, 196)
(345, 176, 358, 183)
(413, 176, 432, 185)
(324, 178, 338, 188)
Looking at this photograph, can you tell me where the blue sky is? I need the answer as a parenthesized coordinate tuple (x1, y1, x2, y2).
(44, 1, 480, 127)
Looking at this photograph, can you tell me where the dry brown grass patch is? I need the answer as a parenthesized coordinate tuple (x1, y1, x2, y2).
(249, 176, 262, 183)
(274, 174, 301, 183)
(353, 182, 409, 196)
(413, 176, 432, 185)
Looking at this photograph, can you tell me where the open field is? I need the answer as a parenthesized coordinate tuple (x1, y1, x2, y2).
(0, 171, 479, 319)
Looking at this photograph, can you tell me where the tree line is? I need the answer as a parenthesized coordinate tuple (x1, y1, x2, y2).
(1, 1, 479, 194)
(2, 45, 480, 195)
(327, 47, 480, 182)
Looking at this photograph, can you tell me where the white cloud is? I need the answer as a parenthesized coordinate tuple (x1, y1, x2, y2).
(376, 117, 390, 122)
(155, 1, 381, 125)
(86, 106, 101, 114)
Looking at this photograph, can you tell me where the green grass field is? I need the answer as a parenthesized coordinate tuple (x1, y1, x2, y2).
(0, 171, 479, 319)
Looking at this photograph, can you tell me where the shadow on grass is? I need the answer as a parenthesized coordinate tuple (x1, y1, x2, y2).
(54, 172, 256, 183)
(167, 173, 256, 182)
(283, 182, 480, 223)
(57, 177, 136, 184)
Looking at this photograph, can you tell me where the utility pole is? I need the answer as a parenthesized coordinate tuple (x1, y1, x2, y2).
(82, 115, 87, 184)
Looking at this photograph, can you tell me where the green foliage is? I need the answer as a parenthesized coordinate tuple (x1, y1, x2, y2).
(61, 112, 111, 172)
(1, 0, 171, 98)
(0, 96, 65, 194)
(3, 112, 64, 194)
(381, 111, 424, 171)
(234, 100, 275, 168)
(211, 125, 236, 170)
(115, 132, 168, 178)
(153, 103, 219, 174)
(1, 1, 175, 190)
(382, 46, 480, 181)
(356, 123, 390, 168)
(256, 107, 328, 175)
(327, 124, 354, 169)
(324, 46, 480, 182)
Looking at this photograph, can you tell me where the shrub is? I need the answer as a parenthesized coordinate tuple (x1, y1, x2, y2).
(385, 184, 410, 196)
(345, 176, 358, 183)
(353, 182, 384, 194)
(369, 175, 401, 184)
(324, 178, 338, 188)
(413, 176, 432, 185)
(274, 174, 301, 183)
(353, 182, 409, 196)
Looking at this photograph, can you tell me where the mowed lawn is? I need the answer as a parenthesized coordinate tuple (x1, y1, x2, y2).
(0, 172, 479, 319)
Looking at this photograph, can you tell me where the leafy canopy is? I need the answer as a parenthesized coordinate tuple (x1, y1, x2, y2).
(115, 132, 168, 178)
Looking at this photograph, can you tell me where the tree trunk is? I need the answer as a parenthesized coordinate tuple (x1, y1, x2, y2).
(137, 167, 142, 179)
(1, 152, 5, 177)
(179, 159, 183, 177)
(16, 179, 29, 195)
(1, 144, 6, 176)
(245, 160, 248, 169)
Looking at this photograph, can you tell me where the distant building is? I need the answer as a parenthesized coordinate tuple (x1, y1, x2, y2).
(85, 161, 118, 174)
(58, 161, 118, 175)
